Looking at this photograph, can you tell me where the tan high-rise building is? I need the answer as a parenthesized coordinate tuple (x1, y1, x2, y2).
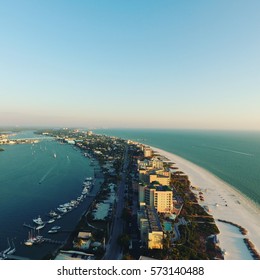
(143, 146, 153, 158)
(144, 185, 173, 213)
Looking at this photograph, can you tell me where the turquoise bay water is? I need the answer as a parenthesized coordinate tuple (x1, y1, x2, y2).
(95, 129, 260, 208)
(0, 134, 94, 259)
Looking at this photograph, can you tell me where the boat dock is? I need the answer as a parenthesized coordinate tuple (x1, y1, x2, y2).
(23, 223, 36, 230)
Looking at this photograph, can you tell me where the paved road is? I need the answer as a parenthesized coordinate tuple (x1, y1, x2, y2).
(103, 146, 129, 260)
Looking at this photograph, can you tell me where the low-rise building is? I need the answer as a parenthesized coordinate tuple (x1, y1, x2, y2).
(149, 173, 171, 186)
(150, 157, 164, 169)
(77, 231, 92, 239)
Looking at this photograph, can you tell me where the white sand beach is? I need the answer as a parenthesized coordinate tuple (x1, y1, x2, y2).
(150, 146, 260, 260)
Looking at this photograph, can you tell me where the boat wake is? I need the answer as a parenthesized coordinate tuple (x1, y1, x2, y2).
(197, 145, 253, 157)
(39, 166, 55, 184)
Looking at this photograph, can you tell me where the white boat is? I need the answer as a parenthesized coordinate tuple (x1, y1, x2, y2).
(70, 200, 77, 206)
(82, 187, 89, 195)
(48, 229, 58, 234)
(49, 210, 58, 217)
(47, 219, 55, 224)
(33, 216, 44, 225)
(60, 203, 70, 208)
(57, 207, 67, 213)
(24, 231, 35, 246)
(83, 181, 92, 187)
(51, 226, 61, 230)
(85, 177, 93, 181)
(53, 153, 56, 158)
(36, 224, 45, 230)
(24, 240, 33, 246)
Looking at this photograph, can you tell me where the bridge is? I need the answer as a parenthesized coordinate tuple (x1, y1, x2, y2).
(12, 138, 50, 142)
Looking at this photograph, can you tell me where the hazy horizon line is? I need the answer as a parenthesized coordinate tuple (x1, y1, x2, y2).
(1, 125, 260, 133)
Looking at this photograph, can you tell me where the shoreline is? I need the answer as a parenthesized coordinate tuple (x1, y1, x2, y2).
(149, 145, 260, 260)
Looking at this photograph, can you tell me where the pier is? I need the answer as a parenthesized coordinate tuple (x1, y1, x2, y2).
(23, 223, 36, 230)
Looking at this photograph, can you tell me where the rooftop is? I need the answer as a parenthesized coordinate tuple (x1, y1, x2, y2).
(146, 206, 162, 232)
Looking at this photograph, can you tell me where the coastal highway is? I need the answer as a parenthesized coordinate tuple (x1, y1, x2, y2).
(103, 145, 129, 260)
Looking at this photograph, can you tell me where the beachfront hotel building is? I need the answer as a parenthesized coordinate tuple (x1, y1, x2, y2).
(150, 157, 164, 169)
(138, 157, 164, 170)
(142, 146, 153, 158)
(139, 184, 173, 213)
(147, 185, 173, 213)
(149, 172, 171, 186)
(138, 167, 171, 186)
(138, 206, 163, 249)
(138, 159, 151, 170)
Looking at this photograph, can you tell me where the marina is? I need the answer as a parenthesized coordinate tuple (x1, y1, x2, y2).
(20, 175, 95, 251)
(0, 135, 97, 259)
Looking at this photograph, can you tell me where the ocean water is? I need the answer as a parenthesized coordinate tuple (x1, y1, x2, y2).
(0, 133, 95, 259)
(95, 129, 260, 208)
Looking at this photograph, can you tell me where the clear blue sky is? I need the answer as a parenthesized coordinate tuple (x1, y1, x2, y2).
(0, 0, 259, 129)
